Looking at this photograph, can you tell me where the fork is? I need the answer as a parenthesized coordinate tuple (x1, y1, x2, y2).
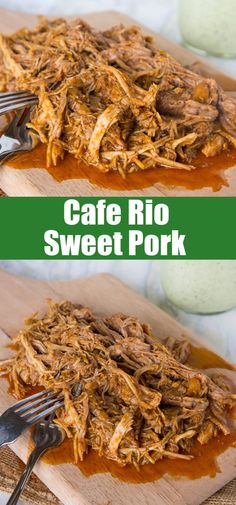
(0, 106, 35, 164)
(0, 91, 38, 116)
(6, 415, 65, 505)
(0, 390, 64, 448)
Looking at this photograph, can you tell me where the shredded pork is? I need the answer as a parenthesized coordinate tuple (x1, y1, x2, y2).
(0, 18, 236, 176)
(0, 301, 235, 467)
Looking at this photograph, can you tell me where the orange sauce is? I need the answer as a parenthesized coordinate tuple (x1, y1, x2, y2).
(187, 345, 235, 371)
(7, 342, 18, 351)
(7, 143, 236, 192)
(6, 375, 43, 398)
(42, 429, 236, 482)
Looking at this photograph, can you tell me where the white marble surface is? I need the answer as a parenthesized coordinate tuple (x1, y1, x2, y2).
(0, 0, 236, 503)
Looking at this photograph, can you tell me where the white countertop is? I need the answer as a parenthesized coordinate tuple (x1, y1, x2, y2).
(0, 0, 236, 503)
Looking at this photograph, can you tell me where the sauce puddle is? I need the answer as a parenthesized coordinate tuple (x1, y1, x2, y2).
(188, 344, 235, 370)
(7, 143, 236, 192)
(42, 429, 236, 483)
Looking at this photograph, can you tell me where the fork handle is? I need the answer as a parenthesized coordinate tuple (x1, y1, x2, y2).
(6, 446, 46, 505)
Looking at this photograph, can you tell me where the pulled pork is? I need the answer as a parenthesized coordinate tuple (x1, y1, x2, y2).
(0, 301, 235, 467)
(0, 18, 236, 176)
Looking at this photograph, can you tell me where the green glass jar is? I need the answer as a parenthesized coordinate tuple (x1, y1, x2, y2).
(179, 0, 236, 57)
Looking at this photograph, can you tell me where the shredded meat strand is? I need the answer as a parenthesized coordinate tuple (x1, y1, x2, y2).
(0, 301, 235, 467)
(0, 18, 236, 175)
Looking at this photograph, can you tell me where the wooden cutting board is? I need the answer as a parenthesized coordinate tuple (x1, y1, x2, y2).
(0, 8, 236, 197)
(0, 268, 235, 505)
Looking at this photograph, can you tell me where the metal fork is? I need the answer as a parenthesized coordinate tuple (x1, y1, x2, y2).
(6, 415, 65, 505)
(0, 91, 38, 116)
(0, 106, 35, 165)
(0, 390, 64, 447)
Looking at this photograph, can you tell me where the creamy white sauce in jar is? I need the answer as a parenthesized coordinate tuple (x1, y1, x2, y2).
(179, 0, 236, 57)
(160, 260, 236, 313)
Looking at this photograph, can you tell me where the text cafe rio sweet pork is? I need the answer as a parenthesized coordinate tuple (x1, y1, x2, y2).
(44, 199, 186, 257)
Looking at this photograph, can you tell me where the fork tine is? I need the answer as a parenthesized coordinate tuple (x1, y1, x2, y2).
(0, 97, 38, 116)
(28, 401, 64, 425)
(0, 91, 26, 97)
(21, 396, 63, 420)
(16, 106, 35, 127)
(0, 91, 36, 102)
(4, 107, 30, 133)
(8, 390, 52, 410)
(0, 95, 37, 107)
(0, 96, 38, 107)
(15, 391, 58, 415)
(0, 90, 38, 116)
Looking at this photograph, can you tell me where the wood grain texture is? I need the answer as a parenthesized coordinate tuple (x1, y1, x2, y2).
(0, 268, 235, 505)
(0, 8, 236, 196)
